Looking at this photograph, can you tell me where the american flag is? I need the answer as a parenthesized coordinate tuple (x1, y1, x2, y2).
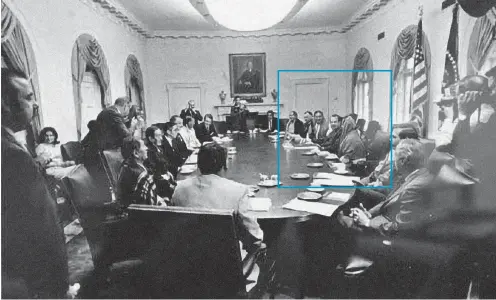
(411, 17, 427, 115)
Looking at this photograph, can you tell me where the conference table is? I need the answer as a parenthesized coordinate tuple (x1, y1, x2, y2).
(177, 132, 357, 295)
(178, 132, 356, 219)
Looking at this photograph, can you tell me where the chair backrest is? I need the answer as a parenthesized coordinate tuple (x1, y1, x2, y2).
(100, 149, 124, 189)
(213, 120, 227, 134)
(60, 141, 82, 161)
(61, 164, 111, 229)
(127, 204, 245, 298)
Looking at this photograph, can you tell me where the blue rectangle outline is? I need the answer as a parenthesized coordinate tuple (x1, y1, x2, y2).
(276, 69, 394, 190)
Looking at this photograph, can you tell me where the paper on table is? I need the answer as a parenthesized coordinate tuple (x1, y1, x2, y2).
(283, 199, 339, 217)
(312, 176, 359, 187)
(184, 155, 198, 164)
(323, 192, 351, 202)
(249, 198, 272, 211)
(329, 162, 347, 169)
(313, 172, 359, 181)
(293, 145, 319, 150)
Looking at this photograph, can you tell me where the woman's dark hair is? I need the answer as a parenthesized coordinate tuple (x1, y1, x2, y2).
(204, 114, 214, 121)
(399, 128, 419, 140)
(145, 125, 160, 146)
(121, 136, 142, 160)
(38, 127, 60, 145)
(364, 120, 381, 141)
(356, 119, 366, 131)
(184, 116, 194, 125)
(198, 142, 227, 175)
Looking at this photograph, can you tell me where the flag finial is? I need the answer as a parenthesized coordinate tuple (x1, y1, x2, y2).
(418, 5, 423, 17)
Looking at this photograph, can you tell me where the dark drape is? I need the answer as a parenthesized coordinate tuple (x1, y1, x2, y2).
(351, 48, 374, 113)
(458, 0, 496, 18)
(71, 34, 111, 140)
(124, 54, 146, 118)
(467, 7, 496, 76)
(2, 2, 42, 152)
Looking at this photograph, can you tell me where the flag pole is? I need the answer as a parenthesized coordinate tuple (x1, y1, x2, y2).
(410, 5, 423, 115)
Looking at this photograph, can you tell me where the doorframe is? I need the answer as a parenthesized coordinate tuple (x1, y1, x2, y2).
(165, 81, 207, 119)
(291, 77, 331, 117)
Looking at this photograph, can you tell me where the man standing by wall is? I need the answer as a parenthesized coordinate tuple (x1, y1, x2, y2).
(96, 97, 131, 150)
(1, 69, 68, 298)
(180, 100, 203, 125)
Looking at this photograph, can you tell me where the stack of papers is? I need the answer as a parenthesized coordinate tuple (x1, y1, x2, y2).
(323, 192, 351, 202)
(283, 199, 339, 217)
(249, 198, 272, 211)
(184, 154, 198, 164)
(312, 173, 360, 186)
(313, 172, 360, 181)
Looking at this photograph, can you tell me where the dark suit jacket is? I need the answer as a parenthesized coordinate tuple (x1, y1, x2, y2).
(303, 120, 315, 140)
(367, 130, 391, 161)
(311, 121, 330, 145)
(321, 127, 342, 154)
(146, 144, 170, 176)
(180, 108, 203, 125)
(1, 127, 68, 298)
(162, 137, 184, 178)
(262, 117, 280, 132)
(367, 168, 433, 236)
(117, 157, 148, 207)
(176, 134, 193, 159)
(286, 118, 305, 138)
(195, 122, 218, 144)
(96, 105, 130, 150)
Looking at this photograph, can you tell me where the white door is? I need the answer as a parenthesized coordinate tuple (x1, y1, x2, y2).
(293, 79, 330, 117)
(80, 71, 103, 138)
(167, 86, 201, 119)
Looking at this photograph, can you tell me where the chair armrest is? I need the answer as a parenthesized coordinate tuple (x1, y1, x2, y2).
(242, 243, 267, 279)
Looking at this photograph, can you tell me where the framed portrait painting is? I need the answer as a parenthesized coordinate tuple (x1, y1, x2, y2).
(229, 53, 266, 98)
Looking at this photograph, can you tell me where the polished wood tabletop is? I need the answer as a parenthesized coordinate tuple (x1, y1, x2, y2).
(178, 133, 355, 219)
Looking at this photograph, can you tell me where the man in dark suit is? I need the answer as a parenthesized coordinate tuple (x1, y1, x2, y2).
(237, 61, 261, 94)
(96, 97, 130, 150)
(320, 114, 343, 153)
(171, 115, 193, 158)
(284, 110, 305, 140)
(162, 121, 186, 178)
(180, 100, 203, 125)
(1, 69, 68, 298)
(195, 113, 218, 144)
(261, 110, 280, 132)
(311, 110, 329, 145)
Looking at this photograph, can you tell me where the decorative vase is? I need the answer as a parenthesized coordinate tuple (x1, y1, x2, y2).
(219, 90, 227, 104)
(271, 89, 277, 102)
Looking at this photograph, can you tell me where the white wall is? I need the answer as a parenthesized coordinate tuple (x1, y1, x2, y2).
(144, 34, 349, 124)
(345, 0, 479, 135)
(5, 0, 147, 142)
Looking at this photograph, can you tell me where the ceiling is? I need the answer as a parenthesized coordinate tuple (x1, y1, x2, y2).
(111, 0, 384, 35)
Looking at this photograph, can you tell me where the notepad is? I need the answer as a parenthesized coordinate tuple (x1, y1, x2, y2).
(249, 198, 272, 211)
(184, 155, 198, 164)
(283, 199, 340, 217)
(323, 192, 351, 202)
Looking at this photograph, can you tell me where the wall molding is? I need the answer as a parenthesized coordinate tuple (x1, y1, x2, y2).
(85, 0, 393, 40)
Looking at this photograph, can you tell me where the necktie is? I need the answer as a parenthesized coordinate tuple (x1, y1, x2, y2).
(316, 124, 320, 138)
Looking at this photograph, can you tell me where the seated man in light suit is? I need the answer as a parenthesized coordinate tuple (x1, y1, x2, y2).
(171, 142, 264, 254)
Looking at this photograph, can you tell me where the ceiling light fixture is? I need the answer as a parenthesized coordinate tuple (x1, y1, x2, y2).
(204, 0, 299, 31)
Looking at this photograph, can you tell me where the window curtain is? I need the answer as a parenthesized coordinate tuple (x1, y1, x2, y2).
(71, 34, 111, 140)
(351, 47, 373, 116)
(467, 7, 496, 76)
(390, 25, 431, 128)
(2, 2, 42, 153)
(124, 54, 146, 118)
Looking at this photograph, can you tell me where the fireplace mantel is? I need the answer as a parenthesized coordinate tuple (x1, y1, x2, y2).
(213, 102, 284, 121)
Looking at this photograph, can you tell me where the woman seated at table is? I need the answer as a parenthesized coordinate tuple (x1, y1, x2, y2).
(36, 127, 75, 168)
(118, 136, 176, 207)
(180, 116, 201, 149)
(195, 114, 218, 144)
(171, 142, 264, 255)
(145, 126, 175, 182)
(338, 116, 366, 163)
(284, 110, 305, 141)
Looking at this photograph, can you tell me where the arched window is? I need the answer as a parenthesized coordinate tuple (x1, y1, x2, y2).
(71, 34, 111, 140)
(390, 25, 431, 133)
(467, 7, 496, 77)
(80, 69, 104, 138)
(1, 2, 42, 153)
(394, 57, 415, 124)
(124, 54, 146, 118)
(352, 48, 373, 122)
